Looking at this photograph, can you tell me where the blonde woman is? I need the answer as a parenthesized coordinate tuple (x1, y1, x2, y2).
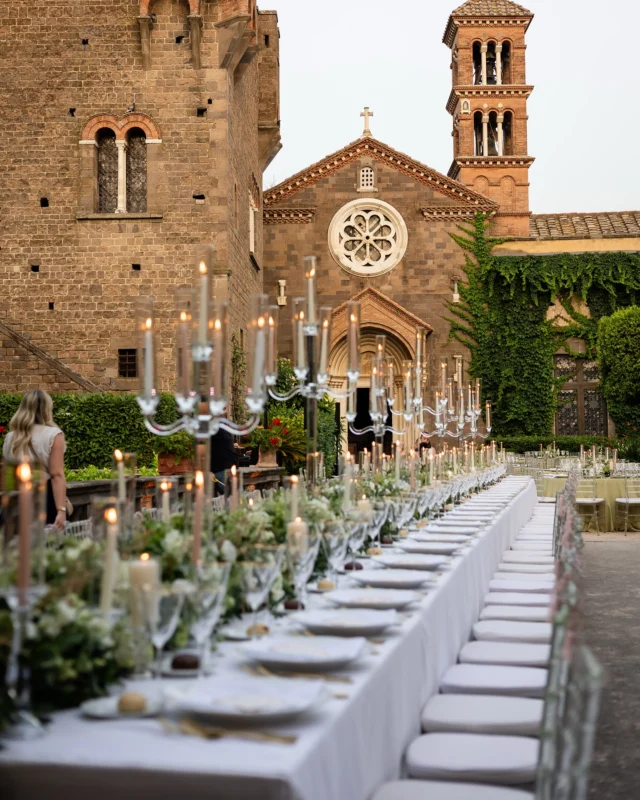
(2, 390, 67, 530)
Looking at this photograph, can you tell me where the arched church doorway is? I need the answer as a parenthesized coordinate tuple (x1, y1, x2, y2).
(328, 329, 413, 458)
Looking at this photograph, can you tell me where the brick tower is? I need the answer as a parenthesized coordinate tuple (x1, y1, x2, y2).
(443, 0, 534, 236)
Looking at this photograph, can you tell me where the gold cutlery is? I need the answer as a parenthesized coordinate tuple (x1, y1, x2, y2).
(159, 717, 297, 745)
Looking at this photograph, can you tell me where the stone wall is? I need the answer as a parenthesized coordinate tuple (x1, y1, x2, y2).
(0, 0, 278, 393)
(263, 156, 473, 386)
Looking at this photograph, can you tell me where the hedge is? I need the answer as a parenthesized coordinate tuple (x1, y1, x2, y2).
(490, 435, 618, 454)
(0, 393, 181, 470)
(598, 306, 640, 436)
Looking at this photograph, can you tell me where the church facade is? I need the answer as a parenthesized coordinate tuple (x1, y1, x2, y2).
(263, 0, 640, 442)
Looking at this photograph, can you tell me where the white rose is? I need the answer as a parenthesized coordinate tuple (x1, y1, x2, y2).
(57, 599, 77, 624)
(220, 539, 237, 562)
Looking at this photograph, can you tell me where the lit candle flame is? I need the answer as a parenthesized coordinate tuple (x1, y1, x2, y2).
(114, 449, 123, 461)
(105, 507, 118, 524)
(199, 261, 207, 275)
(180, 311, 188, 322)
(257, 316, 265, 329)
(145, 317, 152, 330)
(160, 480, 170, 492)
(214, 318, 222, 330)
(16, 463, 32, 482)
(140, 552, 150, 562)
(231, 465, 237, 477)
(195, 470, 204, 488)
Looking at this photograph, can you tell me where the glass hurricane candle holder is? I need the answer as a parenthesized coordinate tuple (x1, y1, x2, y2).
(112, 450, 136, 536)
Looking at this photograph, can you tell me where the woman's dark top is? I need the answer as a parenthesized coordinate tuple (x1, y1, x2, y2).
(418, 440, 432, 453)
(210, 429, 240, 473)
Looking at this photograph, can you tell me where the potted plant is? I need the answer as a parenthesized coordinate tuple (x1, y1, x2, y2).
(154, 430, 195, 476)
(248, 417, 305, 470)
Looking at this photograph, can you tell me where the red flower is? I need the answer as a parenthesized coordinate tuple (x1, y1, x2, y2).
(283, 427, 288, 435)
(272, 418, 281, 426)
(0, 426, 5, 435)
(269, 437, 280, 447)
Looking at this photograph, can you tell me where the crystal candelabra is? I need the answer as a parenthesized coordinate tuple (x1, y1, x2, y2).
(267, 256, 361, 485)
(135, 245, 276, 494)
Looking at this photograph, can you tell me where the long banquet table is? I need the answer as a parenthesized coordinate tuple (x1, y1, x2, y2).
(1, 477, 537, 800)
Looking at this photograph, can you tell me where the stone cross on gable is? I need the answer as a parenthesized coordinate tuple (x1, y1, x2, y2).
(360, 107, 374, 137)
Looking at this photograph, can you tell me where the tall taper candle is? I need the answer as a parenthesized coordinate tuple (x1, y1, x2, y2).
(192, 470, 204, 564)
(230, 464, 239, 511)
(290, 474, 299, 519)
(197, 260, 209, 346)
(17, 462, 33, 605)
(114, 449, 126, 503)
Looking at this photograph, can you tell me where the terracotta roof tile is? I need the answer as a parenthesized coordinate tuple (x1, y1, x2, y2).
(451, 0, 532, 17)
(529, 212, 640, 240)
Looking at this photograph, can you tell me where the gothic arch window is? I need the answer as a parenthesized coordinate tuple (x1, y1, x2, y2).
(126, 128, 147, 213)
(97, 128, 118, 213)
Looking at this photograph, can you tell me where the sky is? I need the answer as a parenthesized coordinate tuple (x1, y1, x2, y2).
(265, 0, 640, 214)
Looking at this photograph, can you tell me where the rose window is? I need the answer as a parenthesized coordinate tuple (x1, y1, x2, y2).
(328, 199, 408, 276)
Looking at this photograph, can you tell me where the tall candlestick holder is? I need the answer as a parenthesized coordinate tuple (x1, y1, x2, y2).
(267, 256, 362, 486)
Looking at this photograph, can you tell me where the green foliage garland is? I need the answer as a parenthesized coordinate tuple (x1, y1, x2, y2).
(448, 214, 640, 436)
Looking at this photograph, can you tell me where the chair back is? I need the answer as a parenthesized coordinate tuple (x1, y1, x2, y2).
(626, 477, 640, 500)
(576, 477, 597, 501)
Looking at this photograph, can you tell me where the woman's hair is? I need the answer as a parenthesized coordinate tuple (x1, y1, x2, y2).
(9, 390, 55, 457)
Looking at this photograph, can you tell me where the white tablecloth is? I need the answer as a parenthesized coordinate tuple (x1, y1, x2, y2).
(0, 478, 536, 800)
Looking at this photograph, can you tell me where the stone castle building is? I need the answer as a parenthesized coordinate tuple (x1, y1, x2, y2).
(263, 0, 640, 442)
(1, 0, 280, 392)
(2, 0, 639, 440)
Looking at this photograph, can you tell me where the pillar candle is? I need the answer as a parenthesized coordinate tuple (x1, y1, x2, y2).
(395, 442, 401, 483)
(357, 495, 373, 522)
(129, 553, 160, 628)
(160, 481, 171, 523)
(429, 450, 434, 484)
(99, 507, 119, 616)
(287, 517, 309, 553)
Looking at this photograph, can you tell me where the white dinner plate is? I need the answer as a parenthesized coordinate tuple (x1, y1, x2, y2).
(350, 569, 433, 589)
(81, 695, 163, 719)
(427, 525, 480, 535)
(292, 608, 397, 637)
(167, 675, 326, 724)
(397, 540, 461, 556)
(240, 635, 366, 671)
(409, 532, 470, 543)
(372, 553, 449, 571)
(429, 520, 484, 528)
(324, 587, 416, 610)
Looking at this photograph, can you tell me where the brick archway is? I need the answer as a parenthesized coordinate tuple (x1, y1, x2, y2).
(140, 0, 200, 15)
(81, 113, 161, 142)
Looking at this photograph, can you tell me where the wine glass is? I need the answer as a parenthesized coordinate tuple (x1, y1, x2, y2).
(321, 519, 350, 588)
(286, 526, 320, 609)
(238, 545, 285, 638)
(345, 512, 368, 570)
(189, 562, 231, 678)
(136, 583, 185, 679)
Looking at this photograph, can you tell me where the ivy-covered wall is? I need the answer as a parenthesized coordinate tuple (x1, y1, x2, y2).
(449, 215, 640, 436)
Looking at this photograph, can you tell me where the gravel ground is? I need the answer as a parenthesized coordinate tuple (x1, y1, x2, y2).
(584, 536, 640, 799)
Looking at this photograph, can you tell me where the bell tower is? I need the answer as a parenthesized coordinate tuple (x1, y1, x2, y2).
(444, 0, 534, 236)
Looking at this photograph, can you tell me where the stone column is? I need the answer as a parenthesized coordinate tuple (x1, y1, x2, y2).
(137, 16, 152, 70)
(497, 114, 504, 156)
(496, 43, 503, 85)
(482, 114, 489, 157)
(188, 15, 203, 69)
(116, 140, 127, 213)
(480, 43, 488, 86)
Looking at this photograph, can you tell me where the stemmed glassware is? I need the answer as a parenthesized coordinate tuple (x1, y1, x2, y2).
(286, 527, 321, 609)
(136, 583, 185, 679)
(345, 512, 368, 570)
(238, 545, 285, 637)
(320, 519, 350, 587)
(189, 562, 231, 678)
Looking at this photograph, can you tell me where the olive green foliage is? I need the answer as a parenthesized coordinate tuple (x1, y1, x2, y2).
(448, 215, 640, 436)
(0, 392, 182, 469)
(267, 358, 339, 477)
(598, 306, 640, 435)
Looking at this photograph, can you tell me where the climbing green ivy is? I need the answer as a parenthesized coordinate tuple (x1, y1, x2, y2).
(448, 214, 640, 436)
